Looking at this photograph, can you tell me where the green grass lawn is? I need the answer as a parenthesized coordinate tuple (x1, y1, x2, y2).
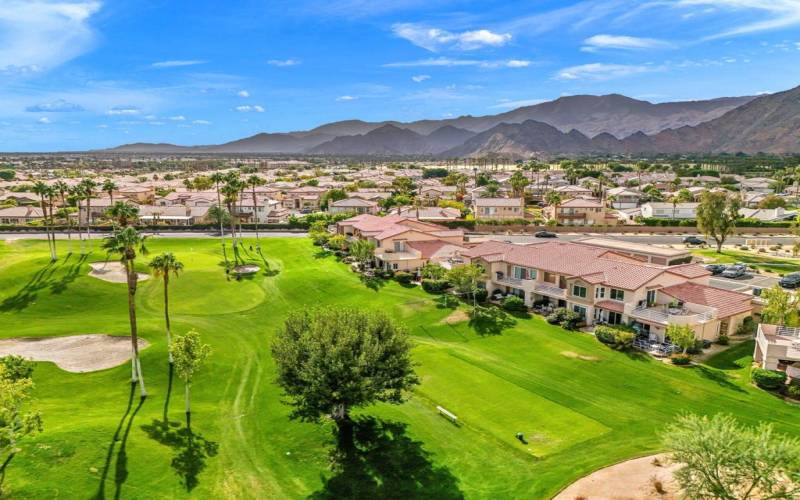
(1, 237, 798, 499)
(693, 248, 800, 275)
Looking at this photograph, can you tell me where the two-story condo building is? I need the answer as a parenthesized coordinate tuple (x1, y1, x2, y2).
(544, 198, 618, 226)
(463, 241, 752, 342)
(754, 324, 800, 380)
(337, 214, 466, 272)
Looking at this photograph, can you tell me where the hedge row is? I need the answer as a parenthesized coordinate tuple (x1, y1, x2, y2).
(639, 218, 793, 228)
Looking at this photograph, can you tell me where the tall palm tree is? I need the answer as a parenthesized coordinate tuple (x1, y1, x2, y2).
(102, 179, 118, 205)
(209, 172, 228, 264)
(69, 185, 86, 254)
(46, 185, 58, 259)
(56, 207, 74, 254)
(222, 178, 244, 266)
(545, 191, 562, 224)
(247, 175, 266, 245)
(149, 253, 183, 364)
(79, 178, 97, 252)
(107, 201, 139, 228)
(32, 181, 56, 261)
(102, 227, 148, 397)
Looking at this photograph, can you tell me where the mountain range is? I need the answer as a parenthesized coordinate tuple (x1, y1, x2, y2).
(105, 85, 800, 157)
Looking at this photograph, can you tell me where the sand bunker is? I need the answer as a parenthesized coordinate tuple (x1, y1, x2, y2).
(89, 261, 150, 283)
(440, 309, 470, 324)
(0, 334, 149, 373)
(555, 453, 681, 499)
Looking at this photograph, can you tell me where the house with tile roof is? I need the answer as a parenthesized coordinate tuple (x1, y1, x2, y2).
(544, 198, 618, 226)
(463, 240, 752, 342)
(336, 214, 466, 272)
(282, 186, 327, 212)
(328, 197, 379, 215)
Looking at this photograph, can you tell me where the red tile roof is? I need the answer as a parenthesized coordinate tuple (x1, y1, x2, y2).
(595, 300, 625, 313)
(666, 263, 712, 279)
(659, 283, 752, 318)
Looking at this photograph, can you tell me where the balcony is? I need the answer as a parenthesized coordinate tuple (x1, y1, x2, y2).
(494, 272, 523, 287)
(626, 304, 715, 326)
(533, 282, 567, 299)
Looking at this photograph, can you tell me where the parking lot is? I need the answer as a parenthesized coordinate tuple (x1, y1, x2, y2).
(709, 273, 779, 293)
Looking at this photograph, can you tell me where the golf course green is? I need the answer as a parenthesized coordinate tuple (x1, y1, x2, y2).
(0, 236, 798, 499)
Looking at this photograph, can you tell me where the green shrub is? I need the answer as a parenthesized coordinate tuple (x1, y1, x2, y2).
(558, 310, 582, 330)
(594, 325, 617, 345)
(671, 354, 692, 365)
(421, 279, 450, 293)
(394, 271, 414, 285)
(752, 368, 787, 390)
(717, 334, 730, 345)
(502, 295, 527, 312)
(787, 383, 800, 399)
(546, 308, 568, 325)
(613, 330, 635, 350)
(473, 288, 488, 304)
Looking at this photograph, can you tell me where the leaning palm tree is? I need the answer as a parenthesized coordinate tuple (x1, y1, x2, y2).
(107, 201, 139, 228)
(103, 227, 148, 397)
(222, 178, 244, 266)
(33, 181, 56, 261)
(149, 253, 184, 364)
(209, 172, 229, 264)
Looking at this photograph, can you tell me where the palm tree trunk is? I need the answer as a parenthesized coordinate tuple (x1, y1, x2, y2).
(126, 260, 146, 397)
(85, 198, 92, 253)
(164, 275, 173, 364)
(40, 199, 55, 261)
(48, 200, 57, 260)
(252, 187, 260, 244)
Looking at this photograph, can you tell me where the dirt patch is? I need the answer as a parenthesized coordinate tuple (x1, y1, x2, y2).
(0, 334, 149, 373)
(555, 453, 681, 500)
(234, 264, 260, 274)
(89, 261, 149, 283)
(560, 351, 600, 362)
(440, 309, 470, 324)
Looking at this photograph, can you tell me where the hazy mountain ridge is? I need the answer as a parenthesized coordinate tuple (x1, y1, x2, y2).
(103, 88, 800, 156)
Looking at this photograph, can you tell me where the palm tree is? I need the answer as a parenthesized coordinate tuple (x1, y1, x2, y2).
(210, 172, 229, 265)
(222, 178, 244, 266)
(79, 178, 97, 252)
(56, 207, 74, 254)
(247, 175, 266, 245)
(102, 227, 148, 397)
(107, 201, 139, 227)
(32, 181, 56, 261)
(509, 170, 530, 199)
(69, 185, 86, 254)
(149, 253, 184, 364)
(102, 179, 118, 205)
(545, 191, 562, 224)
(483, 181, 501, 198)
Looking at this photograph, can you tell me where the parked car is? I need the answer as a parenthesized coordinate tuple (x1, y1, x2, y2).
(779, 272, 800, 289)
(683, 236, 707, 246)
(704, 264, 727, 275)
(534, 231, 557, 238)
(721, 264, 747, 279)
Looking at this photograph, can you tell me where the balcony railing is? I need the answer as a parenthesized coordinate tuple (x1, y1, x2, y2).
(628, 305, 715, 325)
(533, 282, 567, 298)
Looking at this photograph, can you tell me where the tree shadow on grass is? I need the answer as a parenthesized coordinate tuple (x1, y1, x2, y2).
(314, 249, 333, 259)
(113, 393, 146, 500)
(310, 417, 463, 500)
(141, 367, 218, 492)
(141, 417, 219, 492)
(693, 365, 747, 394)
(360, 274, 387, 291)
(0, 255, 88, 311)
(622, 349, 652, 362)
(467, 307, 516, 336)
(93, 383, 135, 500)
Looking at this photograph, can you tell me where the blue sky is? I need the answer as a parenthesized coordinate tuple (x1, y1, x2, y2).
(2, 0, 800, 151)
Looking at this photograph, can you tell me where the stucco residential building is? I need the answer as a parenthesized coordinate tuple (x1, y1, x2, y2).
(754, 324, 800, 380)
(544, 198, 618, 226)
(463, 240, 752, 342)
(328, 197, 379, 215)
(640, 202, 698, 219)
(472, 197, 524, 220)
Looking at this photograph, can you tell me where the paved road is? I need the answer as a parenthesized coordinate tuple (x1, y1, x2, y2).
(473, 233, 797, 246)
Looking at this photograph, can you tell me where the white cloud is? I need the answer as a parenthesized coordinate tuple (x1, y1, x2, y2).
(237, 90, 250, 97)
(678, 0, 800, 39)
(0, 1, 101, 74)
(555, 63, 660, 80)
(384, 57, 531, 68)
(489, 98, 546, 109)
(336, 95, 358, 101)
(581, 34, 674, 52)
(235, 105, 265, 112)
(267, 58, 301, 67)
(169, 115, 186, 121)
(37, 116, 51, 124)
(26, 99, 84, 112)
(106, 105, 141, 115)
(411, 74, 430, 83)
(151, 60, 206, 68)
(192, 119, 211, 125)
(392, 23, 512, 51)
